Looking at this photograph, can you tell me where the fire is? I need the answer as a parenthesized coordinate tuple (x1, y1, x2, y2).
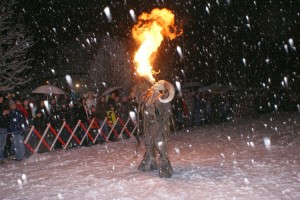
(132, 8, 181, 83)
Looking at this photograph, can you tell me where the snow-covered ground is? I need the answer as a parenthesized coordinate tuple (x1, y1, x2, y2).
(1, 112, 299, 200)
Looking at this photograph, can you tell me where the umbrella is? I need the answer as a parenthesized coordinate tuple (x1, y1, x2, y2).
(182, 81, 202, 89)
(32, 85, 65, 95)
(0, 86, 14, 92)
(101, 86, 122, 96)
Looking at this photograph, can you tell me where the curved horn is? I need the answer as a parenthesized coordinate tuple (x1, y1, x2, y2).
(158, 80, 175, 103)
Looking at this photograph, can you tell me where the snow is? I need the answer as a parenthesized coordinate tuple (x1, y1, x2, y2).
(1, 112, 300, 199)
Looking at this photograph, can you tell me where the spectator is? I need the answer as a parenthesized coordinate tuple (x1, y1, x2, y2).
(7, 100, 28, 161)
(74, 98, 89, 123)
(0, 94, 9, 164)
(85, 92, 97, 115)
(74, 98, 90, 146)
(58, 100, 73, 144)
(16, 99, 29, 120)
(32, 109, 48, 153)
(106, 92, 117, 109)
(49, 98, 61, 129)
(95, 96, 109, 142)
(172, 94, 184, 130)
(36, 100, 50, 123)
(96, 96, 108, 120)
(192, 93, 202, 126)
(89, 106, 97, 119)
(22, 98, 33, 124)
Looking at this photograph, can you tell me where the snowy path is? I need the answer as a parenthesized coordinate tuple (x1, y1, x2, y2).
(0, 112, 299, 200)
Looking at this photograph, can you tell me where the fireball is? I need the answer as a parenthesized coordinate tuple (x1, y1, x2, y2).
(132, 8, 181, 83)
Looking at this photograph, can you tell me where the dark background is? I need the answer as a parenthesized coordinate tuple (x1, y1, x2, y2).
(15, 0, 299, 93)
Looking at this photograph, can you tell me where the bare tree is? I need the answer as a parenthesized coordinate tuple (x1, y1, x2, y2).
(0, 0, 33, 91)
(89, 35, 134, 94)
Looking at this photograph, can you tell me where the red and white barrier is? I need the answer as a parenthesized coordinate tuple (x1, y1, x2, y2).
(23, 116, 138, 155)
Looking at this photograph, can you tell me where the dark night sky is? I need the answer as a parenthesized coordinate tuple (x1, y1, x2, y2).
(17, 0, 300, 91)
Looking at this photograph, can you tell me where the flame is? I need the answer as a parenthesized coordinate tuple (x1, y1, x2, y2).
(132, 8, 181, 83)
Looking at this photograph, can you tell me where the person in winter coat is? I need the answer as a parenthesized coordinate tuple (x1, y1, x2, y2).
(22, 98, 33, 125)
(32, 109, 49, 153)
(7, 100, 28, 161)
(85, 92, 97, 115)
(0, 94, 9, 164)
(74, 98, 90, 146)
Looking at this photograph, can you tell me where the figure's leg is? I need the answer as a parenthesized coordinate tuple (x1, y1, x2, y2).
(12, 134, 25, 160)
(138, 115, 158, 171)
(138, 141, 158, 171)
(155, 130, 173, 178)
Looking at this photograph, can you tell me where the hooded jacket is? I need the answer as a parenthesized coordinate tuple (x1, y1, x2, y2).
(8, 109, 28, 134)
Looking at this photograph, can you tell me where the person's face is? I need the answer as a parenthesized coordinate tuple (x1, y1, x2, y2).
(0, 97, 3, 103)
(111, 93, 116, 99)
(88, 93, 93, 99)
(101, 97, 105, 102)
(91, 107, 96, 113)
(10, 103, 16, 110)
(23, 100, 29, 106)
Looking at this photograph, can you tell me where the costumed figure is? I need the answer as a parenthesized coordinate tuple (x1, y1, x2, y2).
(132, 80, 175, 178)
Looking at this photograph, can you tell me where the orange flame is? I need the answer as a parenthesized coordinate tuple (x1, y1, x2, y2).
(132, 8, 181, 83)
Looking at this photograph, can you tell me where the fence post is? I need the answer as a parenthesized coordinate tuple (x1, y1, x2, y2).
(24, 126, 35, 145)
(79, 118, 94, 146)
(24, 126, 35, 153)
(34, 124, 51, 153)
(118, 118, 131, 139)
(131, 119, 138, 136)
(63, 120, 81, 150)
(106, 117, 119, 142)
(93, 118, 108, 143)
(49, 121, 66, 151)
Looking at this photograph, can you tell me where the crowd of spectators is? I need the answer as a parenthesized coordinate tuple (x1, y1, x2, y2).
(0, 90, 136, 163)
(1, 87, 297, 163)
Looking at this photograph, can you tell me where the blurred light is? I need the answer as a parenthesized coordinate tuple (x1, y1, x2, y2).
(129, 9, 137, 23)
(263, 137, 271, 150)
(104, 7, 112, 22)
(175, 81, 182, 94)
(129, 111, 136, 122)
(176, 46, 184, 59)
(65, 74, 73, 87)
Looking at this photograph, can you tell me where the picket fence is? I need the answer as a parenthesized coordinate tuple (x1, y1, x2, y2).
(23, 116, 138, 154)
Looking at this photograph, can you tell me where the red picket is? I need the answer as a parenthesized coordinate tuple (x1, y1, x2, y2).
(106, 119, 119, 138)
(79, 122, 94, 141)
(64, 123, 81, 144)
(118, 117, 131, 137)
(49, 125, 66, 146)
(33, 129, 51, 150)
(25, 143, 34, 153)
(91, 118, 108, 141)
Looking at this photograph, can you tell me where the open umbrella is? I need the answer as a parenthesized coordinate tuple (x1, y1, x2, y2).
(32, 85, 65, 95)
(0, 86, 14, 92)
(101, 86, 122, 96)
